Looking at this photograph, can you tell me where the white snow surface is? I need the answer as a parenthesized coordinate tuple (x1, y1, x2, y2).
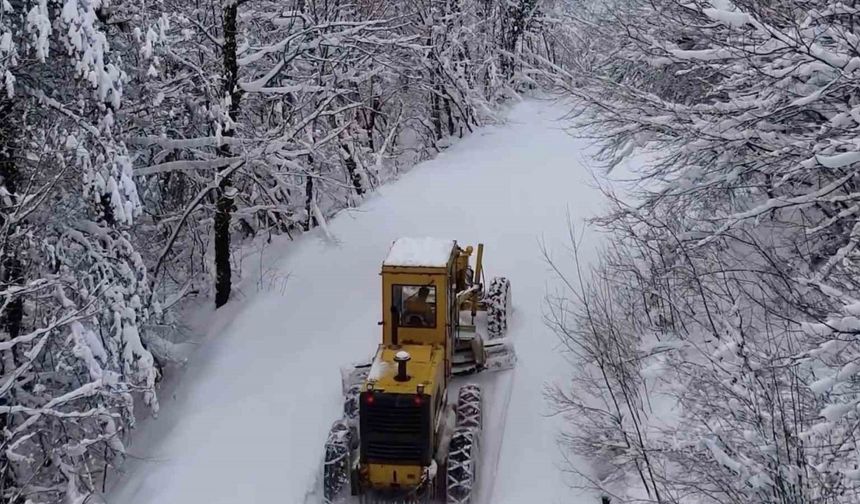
(107, 98, 615, 504)
(383, 237, 455, 267)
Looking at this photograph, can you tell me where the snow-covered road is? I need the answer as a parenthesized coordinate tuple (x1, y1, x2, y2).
(108, 98, 612, 504)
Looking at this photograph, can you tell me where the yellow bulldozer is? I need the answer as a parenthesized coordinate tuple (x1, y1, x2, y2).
(323, 237, 515, 503)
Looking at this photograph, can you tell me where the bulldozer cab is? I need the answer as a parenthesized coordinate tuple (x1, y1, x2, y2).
(381, 238, 460, 376)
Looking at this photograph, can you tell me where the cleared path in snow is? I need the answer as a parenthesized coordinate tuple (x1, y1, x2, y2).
(108, 98, 611, 504)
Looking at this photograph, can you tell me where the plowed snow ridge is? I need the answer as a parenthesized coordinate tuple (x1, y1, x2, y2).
(109, 98, 614, 504)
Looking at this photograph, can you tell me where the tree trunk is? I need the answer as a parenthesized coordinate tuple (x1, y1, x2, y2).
(364, 94, 381, 152)
(343, 153, 364, 196)
(215, 0, 242, 308)
(304, 168, 317, 231)
(214, 178, 233, 308)
(432, 81, 443, 141)
(328, 114, 365, 196)
(3, 258, 23, 340)
(0, 97, 23, 368)
(445, 97, 455, 136)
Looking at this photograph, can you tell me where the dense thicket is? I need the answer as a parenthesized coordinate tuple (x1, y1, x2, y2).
(0, 0, 552, 499)
(544, 1, 860, 503)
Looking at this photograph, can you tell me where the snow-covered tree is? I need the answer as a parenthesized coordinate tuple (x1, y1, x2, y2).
(0, 0, 160, 500)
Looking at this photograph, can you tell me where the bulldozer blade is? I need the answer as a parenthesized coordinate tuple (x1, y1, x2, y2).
(452, 350, 480, 376)
(483, 338, 516, 372)
(452, 362, 480, 376)
(340, 360, 372, 395)
(451, 338, 515, 375)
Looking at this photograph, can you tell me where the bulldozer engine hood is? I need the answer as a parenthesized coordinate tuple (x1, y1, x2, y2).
(365, 344, 443, 394)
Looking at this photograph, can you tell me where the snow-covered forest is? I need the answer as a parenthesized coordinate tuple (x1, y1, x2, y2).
(7, 0, 860, 501)
(0, 0, 555, 499)
(541, 1, 860, 503)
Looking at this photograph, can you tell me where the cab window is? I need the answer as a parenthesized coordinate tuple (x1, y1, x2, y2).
(393, 285, 437, 328)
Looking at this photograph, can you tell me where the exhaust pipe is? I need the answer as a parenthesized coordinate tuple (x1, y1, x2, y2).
(394, 351, 411, 382)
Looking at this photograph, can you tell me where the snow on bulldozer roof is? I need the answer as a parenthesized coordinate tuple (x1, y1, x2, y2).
(383, 237, 455, 268)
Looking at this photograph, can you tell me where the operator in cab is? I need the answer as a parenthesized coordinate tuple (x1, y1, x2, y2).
(403, 286, 434, 327)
